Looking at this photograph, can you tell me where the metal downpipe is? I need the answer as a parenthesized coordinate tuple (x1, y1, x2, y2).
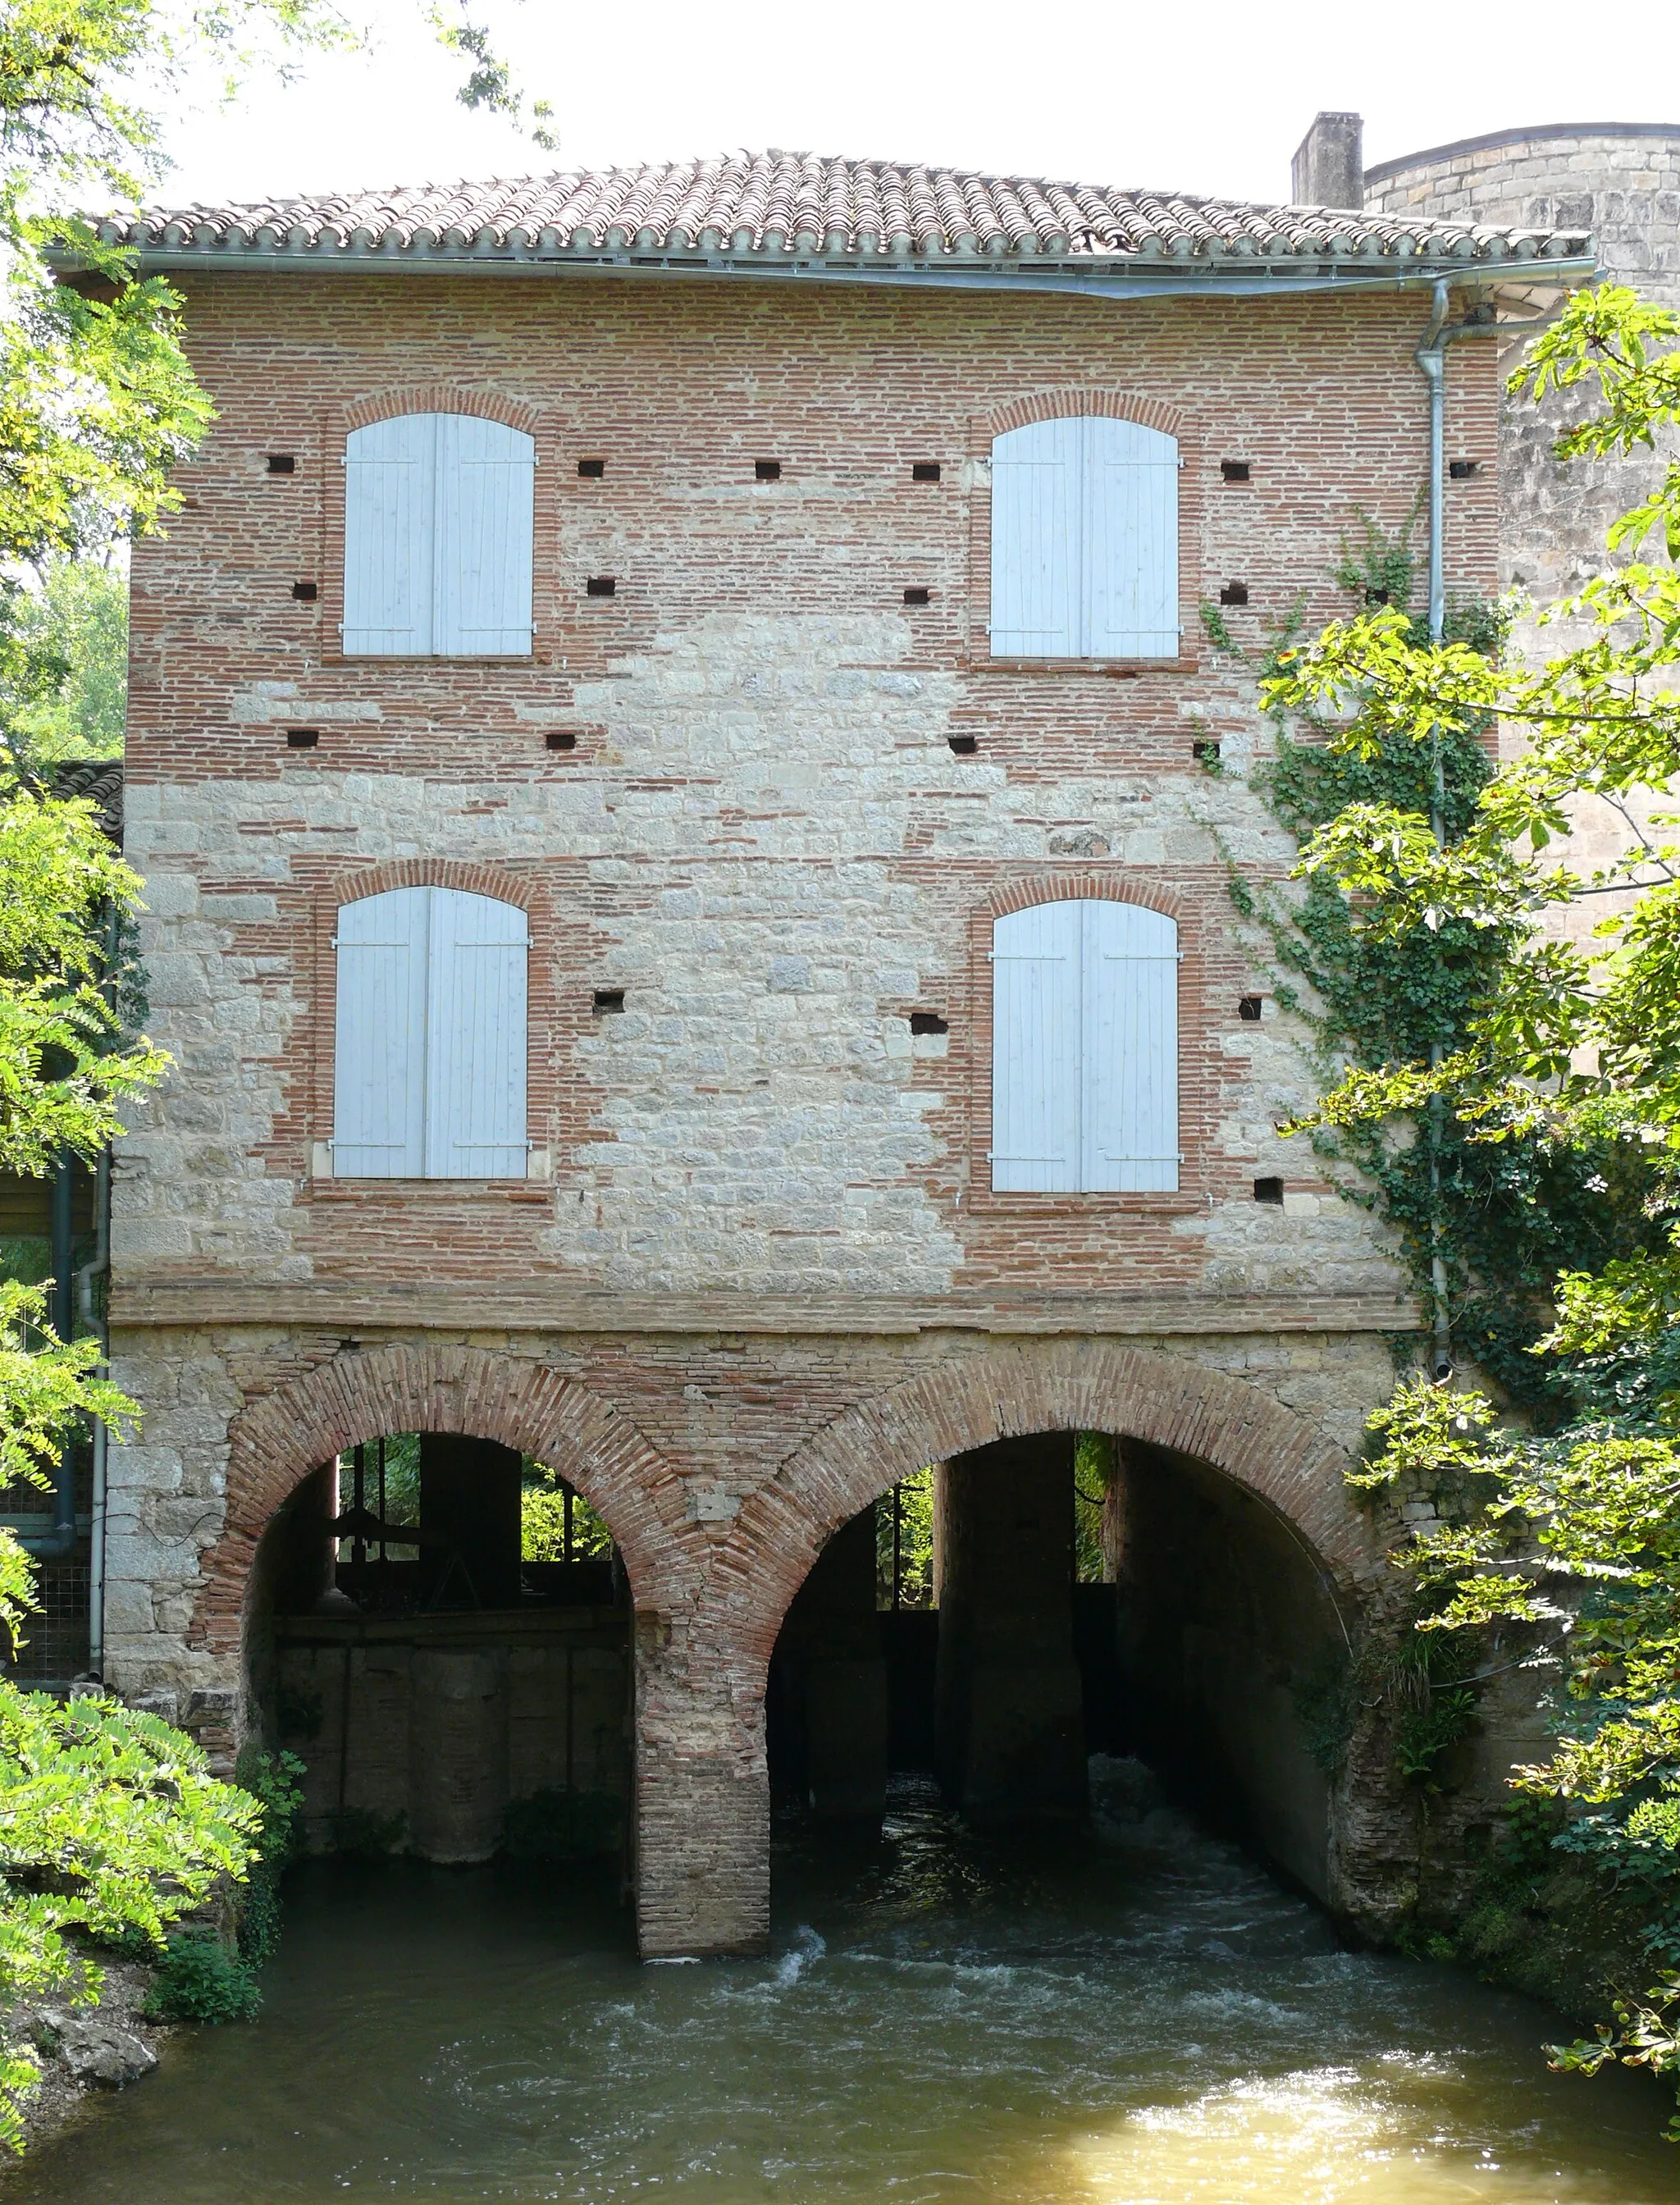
(19, 1155, 80, 1559)
(1418, 281, 1458, 1384)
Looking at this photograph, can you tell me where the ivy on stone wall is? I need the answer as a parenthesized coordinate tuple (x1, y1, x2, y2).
(1207, 532, 1655, 1413)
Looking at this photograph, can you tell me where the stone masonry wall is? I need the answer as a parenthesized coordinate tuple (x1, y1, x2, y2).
(110, 266, 1504, 1951)
(1367, 126, 1680, 637)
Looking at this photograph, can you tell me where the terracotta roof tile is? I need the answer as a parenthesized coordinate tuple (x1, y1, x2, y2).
(100, 150, 1593, 275)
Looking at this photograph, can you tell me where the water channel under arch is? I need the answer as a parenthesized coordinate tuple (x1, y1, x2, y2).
(11, 1761, 1674, 2205)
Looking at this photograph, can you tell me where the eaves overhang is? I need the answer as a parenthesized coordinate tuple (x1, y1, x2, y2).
(78, 237, 1601, 306)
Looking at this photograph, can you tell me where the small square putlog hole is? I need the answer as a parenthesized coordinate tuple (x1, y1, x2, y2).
(1219, 582, 1249, 607)
(291, 581, 318, 601)
(911, 462, 941, 482)
(1238, 994, 1263, 1022)
(593, 988, 626, 1014)
(285, 728, 319, 750)
(1449, 459, 1481, 481)
(1221, 459, 1251, 483)
(578, 458, 605, 477)
(755, 459, 782, 481)
(909, 1011, 948, 1035)
(948, 734, 978, 756)
(903, 586, 931, 605)
(586, 576, 617, 597)
(267, 454, 296, 474)
(1193, 739, 1221, 764)
(1253, 1176, 1285, 1205)
(545, 730, 578, 751)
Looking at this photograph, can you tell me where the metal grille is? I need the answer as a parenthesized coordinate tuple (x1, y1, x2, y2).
(7, 1542, 91, 1683)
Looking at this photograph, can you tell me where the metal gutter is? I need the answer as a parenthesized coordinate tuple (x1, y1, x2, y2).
(84, 243, 1600, 304)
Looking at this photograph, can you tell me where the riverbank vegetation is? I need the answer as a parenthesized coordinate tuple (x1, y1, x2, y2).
(1261, 284, 1680, 2136)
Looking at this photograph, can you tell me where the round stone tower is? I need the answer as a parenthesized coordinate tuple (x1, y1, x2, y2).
(1365, 125, 1680, 627)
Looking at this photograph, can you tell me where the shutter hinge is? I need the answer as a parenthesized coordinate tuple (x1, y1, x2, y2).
(330, 936, 340, 949)
(1176, 950, 1185, 962)
(986, 951, 994, 962)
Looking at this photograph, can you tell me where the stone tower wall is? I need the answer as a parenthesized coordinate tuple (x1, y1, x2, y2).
(1367, 126, 1680, 892)
(1367, 126, 1680, 626)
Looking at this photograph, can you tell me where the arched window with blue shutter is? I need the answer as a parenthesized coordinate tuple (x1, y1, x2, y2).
(989, 416, 1179, 660)
(332, 887, 529, 1179)
(991, 898, 1180, 1193)
(343, 413, 535, 657)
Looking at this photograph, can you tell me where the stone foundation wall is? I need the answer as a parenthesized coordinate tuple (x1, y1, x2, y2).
(272, 1609, 630, 1862)
(107, 1320, 1411, 1952)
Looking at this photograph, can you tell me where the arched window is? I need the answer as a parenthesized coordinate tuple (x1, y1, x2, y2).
(332, 888, 529, 1178)
(342, 413, 535, 655)
(991, 899, 1180, 1192)
(988, 416, 1179, 659)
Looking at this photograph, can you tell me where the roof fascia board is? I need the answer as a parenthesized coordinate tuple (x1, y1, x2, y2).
(99, 245, 1600, 301)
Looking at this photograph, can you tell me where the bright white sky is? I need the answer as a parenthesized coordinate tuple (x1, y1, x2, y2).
(156, 0, 1680, 212)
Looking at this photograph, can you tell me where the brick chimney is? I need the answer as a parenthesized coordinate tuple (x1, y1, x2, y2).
(1291, 112, 1364, 209)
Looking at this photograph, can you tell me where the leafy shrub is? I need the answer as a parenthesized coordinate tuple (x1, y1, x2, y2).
(232, 1746, 306, 1966)
(144, 1930, 260, 2025)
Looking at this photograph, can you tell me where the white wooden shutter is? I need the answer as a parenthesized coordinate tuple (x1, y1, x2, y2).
(989, 418, 1081, 657)
(1083, 900, 1180, 1192)
(990, 901, 1082, 1191)
(343, 416, 437, 655)
(436, 417, 536, 655)
(423, 889, 528, 1178)
(332, 888, 428, 1176)
(1085, 418, 1179, 659)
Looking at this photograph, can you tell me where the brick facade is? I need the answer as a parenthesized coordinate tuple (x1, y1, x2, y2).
(110, 261, 1504, 1952)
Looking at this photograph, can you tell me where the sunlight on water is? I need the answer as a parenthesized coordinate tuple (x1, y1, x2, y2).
(11, 1762, 1674, 2205)
(1071, 2058, 1596, 2203)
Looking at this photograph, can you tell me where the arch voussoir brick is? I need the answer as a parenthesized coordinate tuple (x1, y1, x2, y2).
(709, 1339, 1373, 1662)
(189, 1342, 693, 1655)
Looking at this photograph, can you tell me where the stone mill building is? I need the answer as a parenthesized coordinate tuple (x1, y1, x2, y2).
(24, 122, 1668, 1959)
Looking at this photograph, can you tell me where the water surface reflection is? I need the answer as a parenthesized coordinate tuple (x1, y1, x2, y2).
(10, 1763, 1673, 2203)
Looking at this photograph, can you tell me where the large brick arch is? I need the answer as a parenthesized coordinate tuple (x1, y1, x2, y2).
(189, 1342, 694, 1655)
(707, 1339, 1376, 1660)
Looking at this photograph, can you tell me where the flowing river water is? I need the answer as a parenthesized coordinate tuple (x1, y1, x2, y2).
(11, 1762, 1677, 2203)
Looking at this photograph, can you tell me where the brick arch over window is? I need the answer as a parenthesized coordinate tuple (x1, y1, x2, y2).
(328, 856, 544, 912)
(339, 385, 544, 440)
(189, 1343, 695, 1657)
(977, 869, 1185, 926)
(707, 1340, 1375, 1664)
(975, 389, 1186, 447)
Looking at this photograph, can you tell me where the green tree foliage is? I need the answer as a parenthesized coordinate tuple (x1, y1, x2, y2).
(521, 1463, 614, 1564)
(5, 557, 125, 760)
(875, 1464, 935, 1607)
(0, 1541, 265, 2146)
(1212, 525, 1649, 1407)
(0, 788, 162, 1172)
(1264, 284, 1680, 2133)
